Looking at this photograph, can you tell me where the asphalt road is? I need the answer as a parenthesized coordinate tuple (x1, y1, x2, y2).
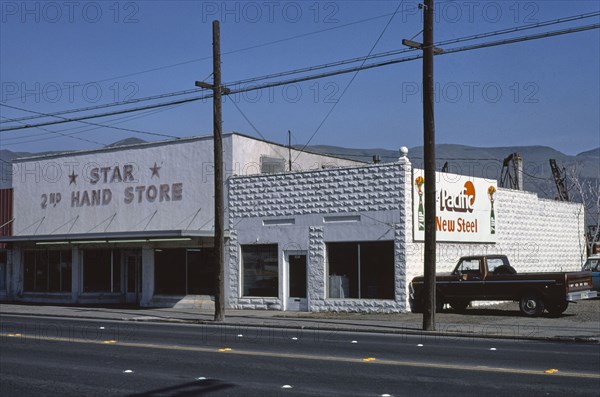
(1, 315, 599, 397)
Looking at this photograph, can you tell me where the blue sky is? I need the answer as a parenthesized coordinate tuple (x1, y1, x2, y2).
(1, 1, 599, 155)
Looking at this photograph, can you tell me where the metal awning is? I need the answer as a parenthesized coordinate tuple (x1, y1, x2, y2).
(0, 229, 223, 244)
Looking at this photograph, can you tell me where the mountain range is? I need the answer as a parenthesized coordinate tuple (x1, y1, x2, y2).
(1, 138, 598, 228)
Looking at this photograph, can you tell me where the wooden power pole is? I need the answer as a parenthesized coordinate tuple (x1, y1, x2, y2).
(403, 0, 439, 331)
(196, 20, 229, 322)
(422, 0, 436, 332)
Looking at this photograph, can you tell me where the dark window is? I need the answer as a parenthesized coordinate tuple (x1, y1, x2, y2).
(187, 249, 215, 295)
(83, 249, 120, 293)
(154, 248, 215, 295)
(0, 251, 6, 291)
(23, 250, 72, 292)
(155, 249, 186, 295)
(327, 241, 394, 299)
(126, 254, 142, 294)
(242, 244, 278, 297)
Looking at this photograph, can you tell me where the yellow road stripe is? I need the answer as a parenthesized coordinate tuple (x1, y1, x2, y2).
(2, 333, 598, 380)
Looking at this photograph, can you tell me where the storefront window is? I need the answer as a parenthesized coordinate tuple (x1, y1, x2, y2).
(0, 251, 6, 291)
(82, 249, 120, 293)
(23, 249, 72, 292)
(242, 244, 278, 297)
(327, 241, 394, 299)
(187, 249, 216, 295)
(154, 248, 215, 295)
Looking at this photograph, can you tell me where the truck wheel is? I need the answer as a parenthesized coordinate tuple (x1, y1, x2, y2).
(519, 293, 545, 317)
(436, 297, 444, 313)
(546, 301, 569, 317)
(449, 300, 470, 312)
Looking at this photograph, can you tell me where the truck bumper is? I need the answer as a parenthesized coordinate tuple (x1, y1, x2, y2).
(567, 290, 598, 301)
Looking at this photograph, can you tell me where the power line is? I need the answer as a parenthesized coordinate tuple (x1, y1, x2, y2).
(227, 100, 289, 162)
(0, 103, 180, 139)
(1, 22, 598, 134)
(0, 112, 105, 147)
(3, 103, 187, 146)
(3, 11, 597, 125)
(0, 11, 401, 105)
(0, 87, 209, 124)
(295, 1, 405, 159)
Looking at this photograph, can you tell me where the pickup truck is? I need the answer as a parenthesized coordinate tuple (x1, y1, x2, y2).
(410, 255, 597, 317)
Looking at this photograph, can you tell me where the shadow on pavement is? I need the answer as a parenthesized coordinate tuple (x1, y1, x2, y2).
(443, 308, 577, 319)
(126, 379, 235, 397)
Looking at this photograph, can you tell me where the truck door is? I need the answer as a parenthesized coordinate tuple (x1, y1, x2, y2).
(449, 258, 485, 300)
(482, 256, 514, 300)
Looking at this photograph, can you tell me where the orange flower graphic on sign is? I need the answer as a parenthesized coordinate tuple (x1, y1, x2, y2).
(415, 176, 424, 194)
(488, 185, 496, 203)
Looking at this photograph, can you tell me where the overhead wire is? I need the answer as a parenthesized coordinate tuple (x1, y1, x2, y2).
(0, 103, 180, 139)
(294, 0, 405, 160)
(0, 10, 401, 105)
(0, 21, 598, 136)
(3, 103, 188, 146)
(2, 11, 597, 125)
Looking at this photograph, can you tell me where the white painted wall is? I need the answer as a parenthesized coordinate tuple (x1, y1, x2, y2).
(12, 137, 215, 236)
(228, 156, 586, 312)
(11, 134, 363, 238)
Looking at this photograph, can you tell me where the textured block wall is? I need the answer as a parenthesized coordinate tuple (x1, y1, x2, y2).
(227, 162, 410, 312)
(405, 189, 587, 296)
(228, 159, 585, 312)
(228, 164, 403, 219)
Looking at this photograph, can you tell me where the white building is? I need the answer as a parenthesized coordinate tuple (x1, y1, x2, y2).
(0, 133, 360, 306)
(226, 150, 587, 312)
(0, 134, 586, 312)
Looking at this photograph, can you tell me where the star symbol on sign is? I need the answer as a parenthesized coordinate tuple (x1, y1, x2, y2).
(150, 162, 161, 178)
(69, 171, 78, 185)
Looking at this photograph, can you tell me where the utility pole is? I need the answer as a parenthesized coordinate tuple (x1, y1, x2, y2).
(288, 130, 292, 172)
(195, 20, 230, 322)
(403, 0, 440, 331)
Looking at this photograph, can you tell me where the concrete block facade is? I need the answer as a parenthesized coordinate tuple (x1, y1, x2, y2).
(227, 156, 586, 313)
(227, 161, 411, 312)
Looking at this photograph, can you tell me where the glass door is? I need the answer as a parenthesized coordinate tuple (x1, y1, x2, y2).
(286, 253, 307, 311)
(125, 252, 142, 304)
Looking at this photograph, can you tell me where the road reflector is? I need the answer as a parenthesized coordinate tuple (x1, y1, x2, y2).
(545, 369, 559, 374)
(123, 370, 134, 374)
(7, 333, 22, 337)
(103, 340, 117, 344)
(291, 337, 298, 340)
(490, 348, 497, 351)
(362, 357, 376, 362)
(218, 348, 232, 352)
(351, 340, 358, 344)
(281, 385, 293, 389)
(417, 344, 424, 347)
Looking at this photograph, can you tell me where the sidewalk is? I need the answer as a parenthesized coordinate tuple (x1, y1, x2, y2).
(1, 299, 599, 343)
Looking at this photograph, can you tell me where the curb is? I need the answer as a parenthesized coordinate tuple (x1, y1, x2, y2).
(3, 310, 599, 345)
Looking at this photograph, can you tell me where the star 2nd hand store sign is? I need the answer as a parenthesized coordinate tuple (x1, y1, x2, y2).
(413, 169, 497, 243)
